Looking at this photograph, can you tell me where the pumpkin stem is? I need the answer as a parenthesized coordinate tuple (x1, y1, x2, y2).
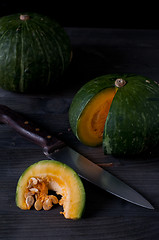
(20, 15, 30, 21)
(115, 78, 127, 88)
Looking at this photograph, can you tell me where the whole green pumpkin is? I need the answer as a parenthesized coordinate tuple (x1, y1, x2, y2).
(69, 74, 159, 156)
(0, 13, 72, 93)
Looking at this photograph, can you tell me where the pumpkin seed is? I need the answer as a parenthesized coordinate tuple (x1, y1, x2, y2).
(34, 199, 43, 211)
(29, 188, 39, 193)
(49, 195, 59, 204)
(31, 177, 38, 185)
(27, 177, 38, 188)
(26, 195, 34, 209)
(24, 191, 34, 198)
(43, 198, 53, 210)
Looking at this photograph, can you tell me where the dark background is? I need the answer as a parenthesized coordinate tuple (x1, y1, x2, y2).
(0, 1, 158, 29)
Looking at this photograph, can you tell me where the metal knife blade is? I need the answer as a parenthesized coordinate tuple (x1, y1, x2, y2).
(0, 104, 154, 209)
(47, 146, 154, 209)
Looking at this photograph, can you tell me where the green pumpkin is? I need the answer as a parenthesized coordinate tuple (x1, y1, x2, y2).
(69, 74, 159, 155)
(0, 13, 72, 93)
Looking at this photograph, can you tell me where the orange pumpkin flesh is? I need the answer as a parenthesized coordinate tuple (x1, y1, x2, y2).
(77, 87, 117, 146)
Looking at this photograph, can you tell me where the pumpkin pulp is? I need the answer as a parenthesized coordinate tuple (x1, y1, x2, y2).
(77, 87, 117, 146)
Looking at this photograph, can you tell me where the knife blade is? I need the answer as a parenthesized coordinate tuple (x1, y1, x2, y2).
(0, 104, 154, 209)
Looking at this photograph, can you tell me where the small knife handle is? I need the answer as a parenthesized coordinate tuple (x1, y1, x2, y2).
(0, 104, 65, 155)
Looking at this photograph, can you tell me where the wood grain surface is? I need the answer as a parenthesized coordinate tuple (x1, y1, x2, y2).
(1, 28, 159, 240)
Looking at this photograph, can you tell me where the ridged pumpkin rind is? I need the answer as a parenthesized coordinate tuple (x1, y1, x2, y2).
(16, 160, 86, 219)
(0, 13, 71, 92)
(103, 74, 159, 155)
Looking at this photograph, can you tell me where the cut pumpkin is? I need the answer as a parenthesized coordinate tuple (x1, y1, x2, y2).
(69, 74, 159, 155)
(16, 160, 85, 219)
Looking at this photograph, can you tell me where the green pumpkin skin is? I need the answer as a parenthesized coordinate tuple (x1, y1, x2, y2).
(69, 73, 159, 156)
(0, 13, 71, 93)
(103, 74, 159, 155)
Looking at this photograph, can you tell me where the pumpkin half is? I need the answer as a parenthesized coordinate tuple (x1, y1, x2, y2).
(16, 160, 85, 219)
(0, 13, 71, 93)
(69, 73, 159, 155)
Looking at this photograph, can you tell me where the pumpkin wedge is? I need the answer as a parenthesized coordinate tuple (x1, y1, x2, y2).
(69, 73, 159, 155)
(16, 160, 85, 219)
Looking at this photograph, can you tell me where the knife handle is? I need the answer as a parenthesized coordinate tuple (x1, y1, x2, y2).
(0, 104, 65, 155)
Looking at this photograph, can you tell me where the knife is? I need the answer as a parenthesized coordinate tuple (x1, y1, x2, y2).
(0, 104, 154, 210)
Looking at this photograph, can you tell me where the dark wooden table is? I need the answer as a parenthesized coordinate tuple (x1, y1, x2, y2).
(1, 28, 159, 240)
